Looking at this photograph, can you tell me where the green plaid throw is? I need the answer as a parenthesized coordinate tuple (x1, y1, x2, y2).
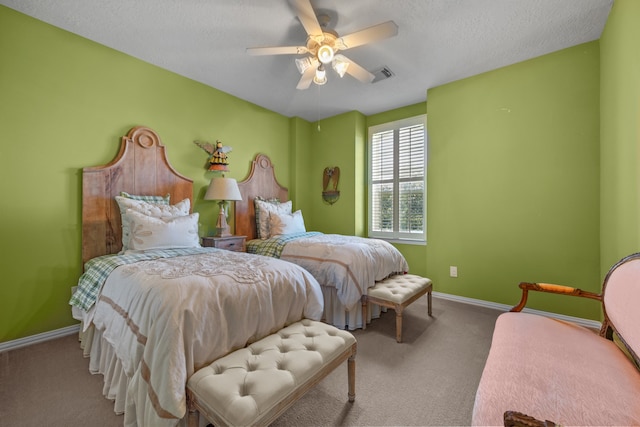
(120, 191, 170, 204)
(246, 232, 322, 258)
(69, 247, 215, 311)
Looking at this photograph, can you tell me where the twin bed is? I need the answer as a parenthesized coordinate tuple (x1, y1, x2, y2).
(71, 126, 407, 425)
(235, 153, 408, 330)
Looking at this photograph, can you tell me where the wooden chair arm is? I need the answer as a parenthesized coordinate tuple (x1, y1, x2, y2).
(504, 411, 557, 427)
(510, 282, 602, 312)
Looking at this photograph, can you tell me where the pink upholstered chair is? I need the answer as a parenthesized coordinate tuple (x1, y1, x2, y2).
(472, 252, 640, 427)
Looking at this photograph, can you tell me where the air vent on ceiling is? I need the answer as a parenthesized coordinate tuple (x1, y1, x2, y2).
(372, 66, 395, 83)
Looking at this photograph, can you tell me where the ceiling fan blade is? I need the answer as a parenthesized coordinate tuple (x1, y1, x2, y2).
(335, 21, 398, 50)
(340, 56, 375, 83)
(246, 46, 308, 56)
(290, 0, 323, 39)
(296, 66, 315, 90)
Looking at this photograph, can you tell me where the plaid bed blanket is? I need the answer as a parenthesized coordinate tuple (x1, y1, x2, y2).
(246, 232, 322, 258)
(69, 247, 217, 312)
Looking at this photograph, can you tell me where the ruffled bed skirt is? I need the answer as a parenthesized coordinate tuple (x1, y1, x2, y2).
(79, 324, 129, 416)
(320, 285, 385, 330)
(80, 325, 198, 426)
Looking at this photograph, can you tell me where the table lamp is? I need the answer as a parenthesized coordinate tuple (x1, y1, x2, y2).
(204, 177, 242, 237)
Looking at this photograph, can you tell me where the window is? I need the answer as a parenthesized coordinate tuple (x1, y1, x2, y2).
(368, 115, 426, 243)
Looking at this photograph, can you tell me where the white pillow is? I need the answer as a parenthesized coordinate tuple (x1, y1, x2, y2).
(254, 199, 292, 239)
(125, 209, 200, 251)
(269, 210, 306, 236)
(115, 196, 191, 252)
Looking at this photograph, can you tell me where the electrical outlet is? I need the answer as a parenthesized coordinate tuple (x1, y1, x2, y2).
(450, 266, 458, 278)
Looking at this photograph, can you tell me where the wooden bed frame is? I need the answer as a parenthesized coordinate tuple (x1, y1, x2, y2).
(235, 153, 288, 241)
(81, 126, 193, 265)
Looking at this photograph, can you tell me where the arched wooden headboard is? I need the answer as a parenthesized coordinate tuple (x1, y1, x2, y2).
(235, 154, 288, 240)
(82, 126, 193, 264)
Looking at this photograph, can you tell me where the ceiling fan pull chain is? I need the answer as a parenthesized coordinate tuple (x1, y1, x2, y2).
(316, 84, 321, 132)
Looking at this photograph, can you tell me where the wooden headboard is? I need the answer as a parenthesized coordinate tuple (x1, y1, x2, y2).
(235, 154, 288, 240)
(82, 126, 193, 264)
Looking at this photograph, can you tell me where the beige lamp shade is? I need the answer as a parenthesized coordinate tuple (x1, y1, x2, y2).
(204, 177, 242, 201)
(204, 177, 242, 237)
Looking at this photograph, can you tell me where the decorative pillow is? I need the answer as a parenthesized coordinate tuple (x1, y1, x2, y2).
(125, 209, 200, 251)
(254, 198, 292, 239)
(120, 191, 170, 205)
(115, 196, 191, 252)
(269, 210, 306, 236)
(253, 197, 279, 238)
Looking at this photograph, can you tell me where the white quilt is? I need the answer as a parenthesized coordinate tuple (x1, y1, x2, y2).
(279, 234, 409, 310)
(90, 250, 323, 427)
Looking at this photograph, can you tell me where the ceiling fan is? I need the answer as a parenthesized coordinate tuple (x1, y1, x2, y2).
(246, 0, 398, 90)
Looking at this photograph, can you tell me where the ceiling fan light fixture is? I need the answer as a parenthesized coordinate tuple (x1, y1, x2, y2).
(317, 44, 335, 64)
(313, 64, 327, 85)
(295, 57, 313, 74)
(247, 0, 399, 90)
(332, 55, 349, 78)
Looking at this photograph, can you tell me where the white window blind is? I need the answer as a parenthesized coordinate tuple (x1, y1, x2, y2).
(368, 115, 426, 242)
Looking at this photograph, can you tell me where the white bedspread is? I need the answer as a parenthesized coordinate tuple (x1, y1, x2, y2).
(90, 250, 323, 427)
(279, 234, 408, 310)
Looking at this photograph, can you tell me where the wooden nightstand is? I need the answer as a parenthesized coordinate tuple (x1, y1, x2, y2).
(201, 235, 246, 252)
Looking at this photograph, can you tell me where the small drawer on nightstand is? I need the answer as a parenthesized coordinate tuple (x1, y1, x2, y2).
(202, 235, 246, 252)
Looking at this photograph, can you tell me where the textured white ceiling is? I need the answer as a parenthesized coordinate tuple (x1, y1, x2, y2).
(1, 0, 613, 121)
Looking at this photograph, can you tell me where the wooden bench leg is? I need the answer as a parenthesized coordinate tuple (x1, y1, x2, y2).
(348, 353, 356, 402)
(428, 288, 432, 317)
(186, 389, 200, 427)
(395, 305, 404, 343)
(361, 295, 368, 330)
(187, 404, 199, 427)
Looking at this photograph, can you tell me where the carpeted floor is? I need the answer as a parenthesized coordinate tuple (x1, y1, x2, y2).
(0, 297, 501, 427)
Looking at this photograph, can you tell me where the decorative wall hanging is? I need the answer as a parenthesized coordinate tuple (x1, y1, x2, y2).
(194, 139, 232, 171)
(322, 166, 340, 205)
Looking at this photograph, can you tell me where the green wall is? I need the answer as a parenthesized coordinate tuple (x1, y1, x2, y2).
(289, 117, 313, 214)
(0, 6, 296, 342)
(426, 42, 601, 319)
(305, 111, 367, 235)
(599, 0, 640, 274)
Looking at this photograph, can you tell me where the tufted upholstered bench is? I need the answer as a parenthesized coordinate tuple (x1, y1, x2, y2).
(362, 274, 433, 342)
(186, 319, 357, 427)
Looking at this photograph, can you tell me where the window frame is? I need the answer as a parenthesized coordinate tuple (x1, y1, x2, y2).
(367, 114, 427, 245)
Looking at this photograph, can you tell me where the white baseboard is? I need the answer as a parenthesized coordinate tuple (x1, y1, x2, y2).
(0, 323, 80, 353)
(432, 291, 602, 330)
(0, 293, 602, 353)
